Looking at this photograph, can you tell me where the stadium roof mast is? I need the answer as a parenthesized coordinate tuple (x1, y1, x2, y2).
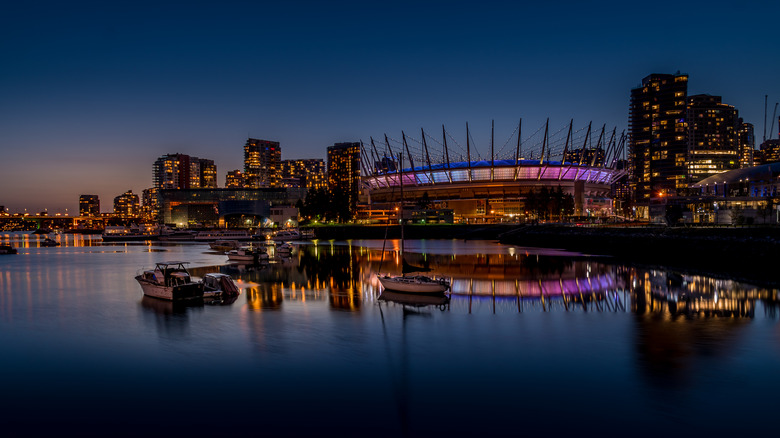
(421, 128, 434, 182)
(442, 125, 452, 170)
(466, 122, 472, 182)
(442, 125, 453, 183)
(559, 119, 573, 181)
(514, 119, 522, 181)
(402, 131, 415, 172)
(537, 118, 549, 180)
(490, 120, 495, 181)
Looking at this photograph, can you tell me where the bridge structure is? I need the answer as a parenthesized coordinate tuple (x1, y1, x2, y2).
(0, 214, 106, 232)
(361, 119, 627, 221)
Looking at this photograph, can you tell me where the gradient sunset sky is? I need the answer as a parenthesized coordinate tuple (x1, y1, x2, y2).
(1, 0, 778, 213)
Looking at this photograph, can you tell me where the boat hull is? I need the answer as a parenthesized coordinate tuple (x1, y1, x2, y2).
(134, 276, 203, 300)
(378, 276, 450, 293)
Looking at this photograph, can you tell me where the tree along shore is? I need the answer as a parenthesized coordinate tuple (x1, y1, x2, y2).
(310, 224, 780, 287)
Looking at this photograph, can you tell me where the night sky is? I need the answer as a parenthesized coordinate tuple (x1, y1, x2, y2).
(1, 0, 778, 213)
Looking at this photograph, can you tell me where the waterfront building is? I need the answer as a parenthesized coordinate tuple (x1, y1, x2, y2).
(755, 119, 780, 165)
(686, 162, 780, 224)
(738, 120, 755, 167)
(79, 195, 100, 217)
(159, 187, 305, 228)
(327, 142, 361, 218)
(226, 169, 244, 188)
(113, 190, 140, 219)
(281, 159, 326, 190)
(629, 73, 689, 203)
(244, 138, 281, 188)
(686, 94, 740, 181)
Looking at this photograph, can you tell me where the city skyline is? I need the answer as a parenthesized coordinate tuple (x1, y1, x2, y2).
(2, 1, 779, 213)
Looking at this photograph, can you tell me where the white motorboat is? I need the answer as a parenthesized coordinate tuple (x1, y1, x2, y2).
(209, 239, 242, 252)
(135, 261, 203, 300)
(201, 273, 241, 299)
(272, 229, 300, 241)
(226, 245, 269, 263)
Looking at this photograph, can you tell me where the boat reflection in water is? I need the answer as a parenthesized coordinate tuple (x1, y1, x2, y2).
(378, 290, 450, 311)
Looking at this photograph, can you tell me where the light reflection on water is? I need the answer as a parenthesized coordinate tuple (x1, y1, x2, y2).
(0, 236, 779, 436)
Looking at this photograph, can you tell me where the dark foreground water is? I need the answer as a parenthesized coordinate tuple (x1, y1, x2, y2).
(1, 233, 779, 437)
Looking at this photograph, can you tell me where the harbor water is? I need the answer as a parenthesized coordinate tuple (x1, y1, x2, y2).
(1, 232, 779, 437)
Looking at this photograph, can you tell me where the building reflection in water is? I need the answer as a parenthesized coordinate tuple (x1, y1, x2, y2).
(217, 241, 780, 319)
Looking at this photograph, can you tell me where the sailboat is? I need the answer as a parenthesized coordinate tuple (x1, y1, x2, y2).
(377, 152, 450, 294)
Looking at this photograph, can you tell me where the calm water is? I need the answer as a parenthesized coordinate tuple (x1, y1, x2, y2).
(1, 233, 779, 437)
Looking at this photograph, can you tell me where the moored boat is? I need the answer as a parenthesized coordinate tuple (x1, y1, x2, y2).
(226, 245, 269, 263)
(41, 238, 60, 247)
(208, 239, 242, 252)
(202, 273, 241, 299)
(375, 152, 450, 294)
(194, 230, 252, 241)
(275, 242, 293, 255)
(272, 229, 300, 241)
(102, 225, 161, 242)
(0, 245, 18, 255)
(135, 261, 204, 300)
(378, 275, 450, 294)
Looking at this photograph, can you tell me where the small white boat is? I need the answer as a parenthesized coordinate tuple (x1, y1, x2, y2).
(209, 239, 241, 252)
(378, 275, 450, 294)
(226, 245, 269, 263)
(135, 261, 203, 300)
(201, 273, 241, 299)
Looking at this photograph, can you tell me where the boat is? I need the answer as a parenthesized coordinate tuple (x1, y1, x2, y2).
(134, 261, 204, 300)
(226, 245, 269, 263)
(194, 230, 252, 242)
(271, 229, 300, 241)
(0, 245, 18, 255)
(275, 242, 293, 256)
(158, 230, 197, 241)
(41, 238, 60, 247)
(201, 273, 241, 299)
(208, 239, 242, 252)
(376, 152, 450, 294)
(102, 224, 161, 242)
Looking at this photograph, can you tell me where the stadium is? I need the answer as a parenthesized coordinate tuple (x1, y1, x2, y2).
(360, 120, 627, 222)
